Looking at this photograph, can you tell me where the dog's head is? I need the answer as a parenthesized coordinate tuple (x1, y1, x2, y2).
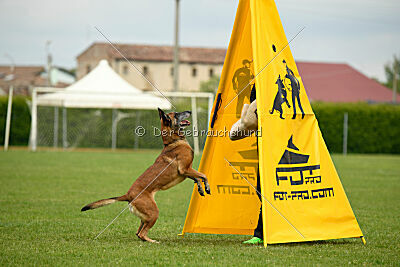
(158, 108, 191, 143)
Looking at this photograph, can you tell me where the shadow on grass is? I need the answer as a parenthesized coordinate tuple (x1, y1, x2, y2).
(86, 232, 362, 249)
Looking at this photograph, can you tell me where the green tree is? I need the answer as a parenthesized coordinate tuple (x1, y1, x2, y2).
(384, 55, 400, 92)
(200, 75, 220, 93)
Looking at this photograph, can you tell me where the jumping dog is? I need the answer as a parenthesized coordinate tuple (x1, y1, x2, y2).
(81, 108, 210, 243)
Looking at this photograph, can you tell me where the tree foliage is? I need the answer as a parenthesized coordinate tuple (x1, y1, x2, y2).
(200, 75, 220, 93)
(384, 55, 400, 92)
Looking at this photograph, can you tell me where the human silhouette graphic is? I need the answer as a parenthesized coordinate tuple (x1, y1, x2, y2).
(270, 75, 291, 119)
(232, 59, 254, 118)
(283, 60, 305, 119)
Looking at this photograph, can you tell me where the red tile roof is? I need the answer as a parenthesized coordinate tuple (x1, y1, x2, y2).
(0, 65, 44, 86)
(0, 65, 69, 95)
(0, 65, 45, 95)
(77, 43, 226, 64)
(297, 62, 399, 103)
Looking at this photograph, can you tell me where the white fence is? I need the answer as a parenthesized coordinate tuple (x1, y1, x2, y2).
(30, 87, 214, 154)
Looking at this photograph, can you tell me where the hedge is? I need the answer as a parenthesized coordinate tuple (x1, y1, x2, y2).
(313, 102, 400, 154)
(1, 96, 399, 154)
(0, 96, 31, 146)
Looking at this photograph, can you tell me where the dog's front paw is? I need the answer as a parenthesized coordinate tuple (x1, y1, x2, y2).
(204, 183, 211, 195)
(198, 189, 205, 197)
(196, 182, 205, 196)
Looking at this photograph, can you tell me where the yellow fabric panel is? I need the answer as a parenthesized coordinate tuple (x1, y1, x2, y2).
(249, 0, 363, 245)
(182, 0, 363, 245)
(182, 0, 260, 235)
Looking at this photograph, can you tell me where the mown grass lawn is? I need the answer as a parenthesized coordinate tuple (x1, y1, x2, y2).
(0, 150, 399, 266)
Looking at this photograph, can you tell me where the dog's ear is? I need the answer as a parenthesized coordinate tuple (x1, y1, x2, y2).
(158, 108, 164, 119)
(158, 108, 171, 126)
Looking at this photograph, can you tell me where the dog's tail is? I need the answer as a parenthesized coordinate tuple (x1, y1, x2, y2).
(81, 195, 129, 212)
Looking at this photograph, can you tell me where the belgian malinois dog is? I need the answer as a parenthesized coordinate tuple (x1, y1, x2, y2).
(81, 108, 210, 243)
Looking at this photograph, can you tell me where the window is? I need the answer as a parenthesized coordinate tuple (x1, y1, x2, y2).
(86, 65, 91, 74)
(192, 67, 197, 77)
(170, 67, 174, 76)
(123, 65, 129, 75)
(143, 66, 148, 75)
(209, 68, 214, 77)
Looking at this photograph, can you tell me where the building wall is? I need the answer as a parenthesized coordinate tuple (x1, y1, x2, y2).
(77, 57, 223, 92)
(115, 60, 223, 91)
(76, 44, 114, 80)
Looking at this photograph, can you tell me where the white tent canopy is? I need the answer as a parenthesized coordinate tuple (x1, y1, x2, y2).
(37, 59, 171, 110)
(31, 59, 173, 151)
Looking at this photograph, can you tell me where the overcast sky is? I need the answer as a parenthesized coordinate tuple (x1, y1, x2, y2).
(0, 0, 399, 81)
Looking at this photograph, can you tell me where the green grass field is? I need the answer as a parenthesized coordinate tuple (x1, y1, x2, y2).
(0, 150, 399, 266)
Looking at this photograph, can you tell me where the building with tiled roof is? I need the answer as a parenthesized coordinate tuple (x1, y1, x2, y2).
(76, 43, 225, 92)
(0, 66, 45, 95)
(77, 43, 398, 102)
(0, 66, 75, 96)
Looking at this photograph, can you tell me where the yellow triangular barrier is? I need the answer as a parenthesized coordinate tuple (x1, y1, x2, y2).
(181, 0, 363, 246)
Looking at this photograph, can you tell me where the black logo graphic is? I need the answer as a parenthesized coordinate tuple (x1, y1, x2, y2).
(269, 75, 291, 119)
(232, 59, 254, 118)
(273, 136, 334, 201)
(283, 60, 305, 119)
(276, 136, 319, 186)
(217, 146, 258, 196)
(278, 136, 309, 164)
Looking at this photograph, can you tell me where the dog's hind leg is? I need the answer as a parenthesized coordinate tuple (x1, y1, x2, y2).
(137, 217, 159, 243)
(278, 108, 285, 119)
(136, 221, 144, 236)
(134, 197, 159, 243)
